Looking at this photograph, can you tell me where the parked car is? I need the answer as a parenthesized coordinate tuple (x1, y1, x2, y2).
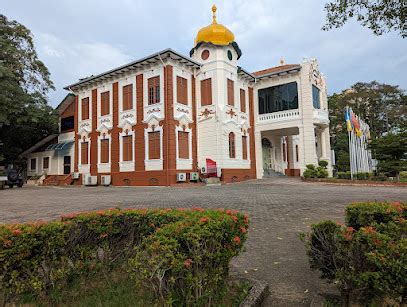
(0, 169, 7, 189)
(5, 169, 24, 188)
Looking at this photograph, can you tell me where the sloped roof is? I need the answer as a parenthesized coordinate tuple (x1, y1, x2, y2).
(64, 48, 201, 91)
(20, 134, 59, 158)
(252, 64, 301, 78)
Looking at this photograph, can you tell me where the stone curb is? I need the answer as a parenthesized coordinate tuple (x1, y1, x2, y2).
(239, 278, 269, 307)
(301, 177, 407, 187)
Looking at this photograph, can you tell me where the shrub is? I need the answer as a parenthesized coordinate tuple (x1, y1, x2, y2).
(346, 201, 405, 230)
(372, 174, 388, 181)
(303, 202, 406, 305)
(306, 164, 315, 170)
(318, 160, 329, 169)
(337, 171, 351, 180)
(303, 164, 328, 178)
(0, 208, 248, 305)
(355, 172, 370, 180)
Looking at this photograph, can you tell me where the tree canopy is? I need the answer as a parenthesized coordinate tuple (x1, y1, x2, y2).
(0, 14, 58, 166)
(323, 0, 406, 38)
(369, 130, 407, 178)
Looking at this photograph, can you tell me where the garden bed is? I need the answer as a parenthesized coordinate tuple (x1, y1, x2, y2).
(302, 177, 407, 186)
(0, 208, 249, 305)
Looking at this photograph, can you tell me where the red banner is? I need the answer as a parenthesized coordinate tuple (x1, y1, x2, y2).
(206, 158, 217, 177)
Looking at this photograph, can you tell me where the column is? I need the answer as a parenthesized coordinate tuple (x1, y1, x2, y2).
(255, 131, 263, 179)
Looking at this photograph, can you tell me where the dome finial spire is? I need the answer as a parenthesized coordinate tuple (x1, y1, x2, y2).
(212, 5, 217, 24)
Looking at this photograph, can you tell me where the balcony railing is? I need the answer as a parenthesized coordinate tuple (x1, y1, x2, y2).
(258, 109, 300, 123)
(313, 109, 329, 124)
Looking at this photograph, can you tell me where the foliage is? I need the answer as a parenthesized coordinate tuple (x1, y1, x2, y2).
(0, 208, 248, 305)
(303, 202, 406, 305)
(0, 14, 57, 165)
(303, 163, 329, 178)
(318, 160, 329, 168)
(323, 0, 406, 38)
(369, 130, 407, 178)
(328, 81, 406, 172)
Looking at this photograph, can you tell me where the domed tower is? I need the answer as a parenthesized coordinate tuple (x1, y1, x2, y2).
(192, 6, 253, 180)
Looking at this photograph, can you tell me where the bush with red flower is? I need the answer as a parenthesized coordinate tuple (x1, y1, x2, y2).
(302, 201, 406, 305)
(0, 208, 249, 305)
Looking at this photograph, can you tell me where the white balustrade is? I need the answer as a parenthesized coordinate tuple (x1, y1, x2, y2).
(258, 109, 300, 123)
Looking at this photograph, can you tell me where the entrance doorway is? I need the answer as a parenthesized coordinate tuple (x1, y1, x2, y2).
(63, 156, 71, 175)
(262, 138, 274, 176)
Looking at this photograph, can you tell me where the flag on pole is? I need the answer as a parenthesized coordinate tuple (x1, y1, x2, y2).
(345, 108, 352, 132)
(351, 111, 362, 137)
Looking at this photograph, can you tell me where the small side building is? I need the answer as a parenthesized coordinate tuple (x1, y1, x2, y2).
(21, 94, 76, 184)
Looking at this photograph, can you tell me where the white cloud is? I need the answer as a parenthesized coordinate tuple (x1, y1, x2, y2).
(3, 0, 405, 105)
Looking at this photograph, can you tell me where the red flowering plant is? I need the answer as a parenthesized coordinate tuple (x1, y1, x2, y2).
(0, 208, 248, 305)
(129, 208, 248, 305)
(302, 202, 406, 305)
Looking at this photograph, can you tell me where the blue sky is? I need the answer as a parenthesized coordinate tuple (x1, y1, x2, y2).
(3, 0, 406, 107)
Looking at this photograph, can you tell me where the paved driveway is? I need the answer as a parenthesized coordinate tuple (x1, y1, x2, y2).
(1, 178, 406, 306)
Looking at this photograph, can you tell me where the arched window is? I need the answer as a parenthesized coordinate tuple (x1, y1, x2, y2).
(229, 132, 236, 158)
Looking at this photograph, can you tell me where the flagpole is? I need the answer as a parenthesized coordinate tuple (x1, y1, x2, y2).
(348, 130, 353, 180)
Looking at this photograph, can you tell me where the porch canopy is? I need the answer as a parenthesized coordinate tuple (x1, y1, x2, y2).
(45, 141, 73, 151)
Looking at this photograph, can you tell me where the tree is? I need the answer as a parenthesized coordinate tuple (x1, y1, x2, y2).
(369, 130, 407, 179)
(328, 81, 406, 172)
(0, 14, 58, 165)
(323, 0, 406, 38)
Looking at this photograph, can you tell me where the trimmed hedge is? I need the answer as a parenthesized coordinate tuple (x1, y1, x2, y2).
(303, 202, 406, 305)
(0, 208, 248, 305)
(303, 162, 329, 179)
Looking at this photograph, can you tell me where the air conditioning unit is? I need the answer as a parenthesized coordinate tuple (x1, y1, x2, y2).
(72, 172, 80, 179)
(101, 175, 111, 186)
(190, 172, 199, 181)
(201, 166, 207, 174)
(84, 174, 97, 186)
(176, 173, 186, 182)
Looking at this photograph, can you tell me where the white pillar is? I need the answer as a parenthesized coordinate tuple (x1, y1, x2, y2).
(255, 131, 263, 179)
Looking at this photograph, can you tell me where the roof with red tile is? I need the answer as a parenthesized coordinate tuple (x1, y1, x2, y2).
(252, 64, 301, 77)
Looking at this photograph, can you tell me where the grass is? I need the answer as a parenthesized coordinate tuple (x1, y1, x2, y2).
(14, 270, 251, 307)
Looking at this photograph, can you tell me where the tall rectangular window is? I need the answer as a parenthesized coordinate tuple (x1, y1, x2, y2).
(100, 139, 109, 163)
(81, 142, 89, 165)
(101, 91, 110, 116)
(148, 76, 160, 105)
(227, 79, 234, 106)
(296, 144, 299, 162)
(242, 136, 248, 160)
(240, 89, 246, 113)
(258, 82, 298, 114)
(177, 76, 188, 105)
(148, 131, 160, 159)
(43, 157, 49, 169)
(81, 97, 89, 120)
(229, 132, 236, 159)
(122, 84, 133, 111)
(30, 158, 36, 170)
(312, 85, 321, 109)
(122, 135, 133, 161)
(178, 131, 189, 159)
(200, 78, 212, 106)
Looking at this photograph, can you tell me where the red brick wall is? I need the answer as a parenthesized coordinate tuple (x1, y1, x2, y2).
(191, 75, 198, 170)
(111, 82, 120, 173)
(90, 89, 98, 176)
(74, 95, 79, 173)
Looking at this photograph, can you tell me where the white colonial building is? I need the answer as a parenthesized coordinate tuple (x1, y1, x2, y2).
(24, 5, 331, 186)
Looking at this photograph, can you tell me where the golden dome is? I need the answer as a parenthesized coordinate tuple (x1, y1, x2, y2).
(195, 5, 235, 47)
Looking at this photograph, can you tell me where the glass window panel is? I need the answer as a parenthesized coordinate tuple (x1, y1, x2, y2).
(258, 82, 299, 114)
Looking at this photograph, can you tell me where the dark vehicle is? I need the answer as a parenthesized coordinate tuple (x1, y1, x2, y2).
(6, 169, 24, 188)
